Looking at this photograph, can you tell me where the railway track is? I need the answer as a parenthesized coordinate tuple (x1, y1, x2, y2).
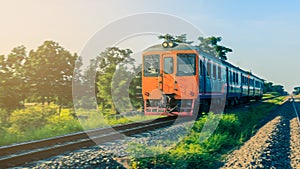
(0, 116, 189, 168)
(0, 96, 284, 168)
(291, 96, 300, 127)
(222, 96, 300, 168)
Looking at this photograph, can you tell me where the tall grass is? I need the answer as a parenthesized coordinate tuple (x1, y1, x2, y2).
(0, 106, 161, 146)
(130, 96, 287, 168)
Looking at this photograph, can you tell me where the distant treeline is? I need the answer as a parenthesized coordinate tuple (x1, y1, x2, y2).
(0, 40, 142, 117)
(263, 82, 288, 95)
(0, 37, 289, 116)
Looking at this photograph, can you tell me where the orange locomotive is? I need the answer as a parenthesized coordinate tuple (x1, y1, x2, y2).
(142, 41, 264, 116)
(142, 42, 199, 116)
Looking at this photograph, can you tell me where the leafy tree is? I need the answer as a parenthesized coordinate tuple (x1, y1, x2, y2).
(263, 82, 274, 93)
(175, 34, 193, 44)
(293, 87, 300, 95)
(158, 34, 176, 42)
(197, 36, 232, 60)
(72, 55, 89, 108)
(0, 46, 27, 110)
(25, 41, 77, 111)
(273, 85, 285, 95)
(158, 34, 231, 60)
(129, 65, 143, 109)
(94, 47, 134, 113)
(264, 82, 287, 95)
(158, 34, 193, 44)
(77, 58, 99, 109)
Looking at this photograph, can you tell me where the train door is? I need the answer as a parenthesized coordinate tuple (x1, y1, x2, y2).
(226, 67, 229, 97)
(199, 59, 205, 93)
(161, 54, 176, 94)
(206, 60, 212, 93)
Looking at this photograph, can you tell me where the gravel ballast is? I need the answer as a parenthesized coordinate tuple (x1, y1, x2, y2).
(221, 100, 300, 169)
(19, 120, 194, 169)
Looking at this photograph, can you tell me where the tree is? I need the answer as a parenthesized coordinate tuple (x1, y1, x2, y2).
(263, 82, 274, 93)
(158, 34, 193, 44)
(293, 87, 300, 95)
(197, 36, 232, 60)
(273, 85, 285, 95)
(0, 46, 27, 110)
(25, 41, 77, 111)
(94, 47, 134, 113)
(264, 82, 287, 95)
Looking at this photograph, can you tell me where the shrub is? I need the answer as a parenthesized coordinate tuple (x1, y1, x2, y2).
(217, 114, 241, 136)
(8, 107, 56, 134)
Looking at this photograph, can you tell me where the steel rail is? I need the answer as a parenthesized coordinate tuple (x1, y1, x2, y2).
(291, 96, 300, 127)
(0, 116, 183, 168)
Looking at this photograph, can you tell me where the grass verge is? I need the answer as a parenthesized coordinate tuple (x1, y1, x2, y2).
(129, 96, 287, 169)
(0, 106, 160, 146)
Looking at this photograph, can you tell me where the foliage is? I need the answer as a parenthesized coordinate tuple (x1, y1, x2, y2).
(0, 46, 27, 110)
(157, 34, 232, 60)
(197, 36, 232, 60)
(0, 103, 160, 146)
(0, 106, 83, 146)
(0, 108, 9, 126)
(293, 87, 300, 95)
(263, 82, 288, 95)
(93, 47, 142, 114)
(130, 96, 287, 168)
(158, 34, 193, 44)
(26, 41, 77, 108)
(8, 106, 56, 134)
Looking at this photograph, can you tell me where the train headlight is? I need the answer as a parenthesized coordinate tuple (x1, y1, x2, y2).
(168, 41, 174, 47)
(162, 41, 168, 48)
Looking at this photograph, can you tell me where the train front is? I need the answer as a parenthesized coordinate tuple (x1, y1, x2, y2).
(142, 42, 199, 116)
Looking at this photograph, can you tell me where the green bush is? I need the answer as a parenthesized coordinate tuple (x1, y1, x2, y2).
(8, 107, 56, 134)
(217, 114, 240, 136)
(0, 108, 10, 127)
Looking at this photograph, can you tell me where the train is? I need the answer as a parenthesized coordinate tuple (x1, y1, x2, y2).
(141, 41, 264, 116)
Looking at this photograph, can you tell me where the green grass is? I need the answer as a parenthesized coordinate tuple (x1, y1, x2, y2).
(76, 109, 161, 130)
(262, 91, 282, 99)
(0, 106, 161, 146)
(129, 96, 287, 169)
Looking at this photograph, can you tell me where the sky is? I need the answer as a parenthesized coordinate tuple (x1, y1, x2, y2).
(0, 0, 299, 92)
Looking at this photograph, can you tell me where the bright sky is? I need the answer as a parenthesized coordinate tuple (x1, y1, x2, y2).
(0, 0, 299, 93)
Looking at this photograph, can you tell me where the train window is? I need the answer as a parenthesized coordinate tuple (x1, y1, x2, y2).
(213, 64, 217, 79)
(163, 57, 173, 74)
(177, 53, 196, 76)
(236, 73, 239, 84)
(207, 61, 211, 77)
(230, 71, 233, 83)
(143, 54, 160, 76)
(200, 60, 204, 76)
(218, 66, 221, 80)
(241, 75, 244, 84)
(233, 72, 236, 83)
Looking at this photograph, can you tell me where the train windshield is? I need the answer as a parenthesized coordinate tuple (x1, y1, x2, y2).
(177, 53, 196, 76)
(143, 54, 160, 76)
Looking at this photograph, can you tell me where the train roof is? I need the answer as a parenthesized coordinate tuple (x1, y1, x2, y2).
(221, 60, 264, 81)
(144, 43, 197, 52)
(143, 43, 264, 81)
